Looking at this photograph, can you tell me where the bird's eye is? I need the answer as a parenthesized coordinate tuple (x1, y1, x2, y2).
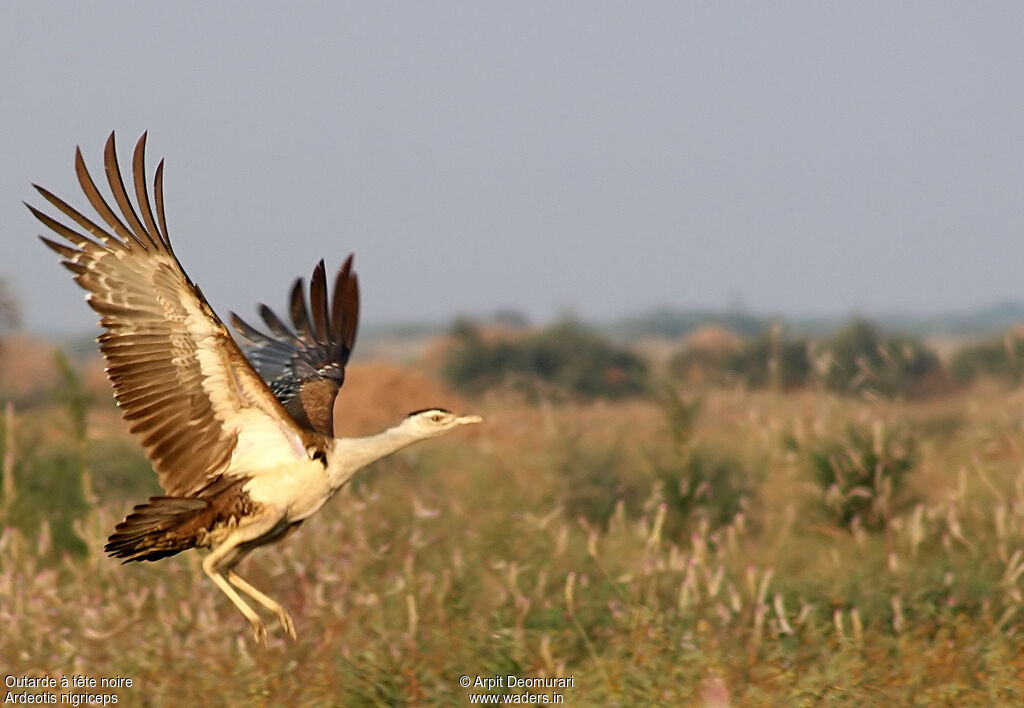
(431, 414, 443, 423)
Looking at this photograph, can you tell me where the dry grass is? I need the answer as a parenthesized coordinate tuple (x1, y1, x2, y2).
(4, 372, 1024, 705)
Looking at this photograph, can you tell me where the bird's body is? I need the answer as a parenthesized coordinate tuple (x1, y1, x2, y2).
(28, 133, 480, 644)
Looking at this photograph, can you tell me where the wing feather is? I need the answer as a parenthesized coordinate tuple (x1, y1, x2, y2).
(231, 254, 359, 436)
(74, 145, 148, 250)
(130, 133, 164, 247)
(153, 161, 173, 255)
(102, 136, 156, 250)
(289, 278, 314, 343)
(309, 261, 329, 345)
(332, 257, 359, 356)
(259, 304, 294, 341)
(29, 132, 307, 496)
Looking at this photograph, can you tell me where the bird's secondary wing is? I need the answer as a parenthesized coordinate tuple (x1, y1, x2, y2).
(230, 257, 359, 437)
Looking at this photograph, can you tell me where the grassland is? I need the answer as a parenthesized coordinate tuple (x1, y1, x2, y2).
(3, 361, 1024, 705)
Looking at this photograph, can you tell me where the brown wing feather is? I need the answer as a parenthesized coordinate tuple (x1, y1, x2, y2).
(309, 261, 329, 345)
(230, 255, 359, 437)
(332, 255, 359, 355)
(28, 132, 304, 496)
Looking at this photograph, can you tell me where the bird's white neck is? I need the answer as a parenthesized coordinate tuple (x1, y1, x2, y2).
(325, 422, 423, 491)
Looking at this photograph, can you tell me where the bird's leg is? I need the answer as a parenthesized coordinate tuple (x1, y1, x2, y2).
(227, 570, 297, 640)
(202, 551, 268, 645)
(202, 511, 287, 645)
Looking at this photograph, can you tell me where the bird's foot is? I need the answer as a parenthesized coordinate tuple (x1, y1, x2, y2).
(277, 609, 297, 640)
(250, 618, 269, 646)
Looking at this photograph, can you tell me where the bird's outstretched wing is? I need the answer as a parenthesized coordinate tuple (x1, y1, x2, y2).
(230, 257, 359, 437)
(27, 133, 308, 497)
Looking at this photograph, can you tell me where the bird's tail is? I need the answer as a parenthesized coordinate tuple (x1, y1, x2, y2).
(105, 496, 209, 562)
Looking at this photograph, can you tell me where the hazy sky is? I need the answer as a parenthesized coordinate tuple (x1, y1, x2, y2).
(3, 3, 1024, 334)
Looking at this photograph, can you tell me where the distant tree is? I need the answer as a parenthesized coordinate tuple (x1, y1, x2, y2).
(725, 325, 811, 389)
(949, 330, 1024, 384)
(449, 316, 481, 342)
(442, 319, 648, 399)
(489, 308, 529, 329)
(821, 318, 942, 397)
(668, 346, 736, 385)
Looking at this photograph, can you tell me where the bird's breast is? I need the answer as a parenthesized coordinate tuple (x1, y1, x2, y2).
(242, 457, 333, 522)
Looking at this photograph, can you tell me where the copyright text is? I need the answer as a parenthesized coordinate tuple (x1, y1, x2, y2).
(459, 674, 573, 704)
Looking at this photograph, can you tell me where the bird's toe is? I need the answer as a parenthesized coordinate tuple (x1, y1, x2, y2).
(250, 619, 269, 646)
(279, 610, 297, 640)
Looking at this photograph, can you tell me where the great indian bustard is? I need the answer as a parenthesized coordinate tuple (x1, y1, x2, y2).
(27, 133, 481, 644)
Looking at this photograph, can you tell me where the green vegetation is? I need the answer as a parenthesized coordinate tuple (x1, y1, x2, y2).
(446, 314, 1021, 401)
(950, 330, 1024, 384)
(442, 319, 648, 399)
(820, 318, 944, 397)
(4, 344, 1024, 704)
(666, 341, 737, 385)
(723, 326, 811, 390)
(806, 421, 918, 531)
(670, 317, 954, 398)
(0, 276, 20, 334)
(556, 432, 645, 525)
(555, 391, 753, 535)
(649, 390, 754, 536)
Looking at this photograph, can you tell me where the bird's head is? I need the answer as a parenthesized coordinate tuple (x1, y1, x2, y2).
(401, 408, 483, 439)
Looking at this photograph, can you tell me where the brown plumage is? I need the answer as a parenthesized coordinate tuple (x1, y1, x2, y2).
(106, 475, 258, 561)
(28, 135, 301, 498)
(29, 132, 483, 645)
(231, 257, 359, 437)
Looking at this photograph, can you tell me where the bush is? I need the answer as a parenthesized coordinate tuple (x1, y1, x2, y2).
(0, 353, 99, 559)
(668, 346, 733, 386)
(556, 389, 754, 533)
(949, 331, 1024, 384)
(820, 319, 942, 397)
(441, 320, 648, 400)
(724, 326, 811, 390)
(87, 438, 158, 501)
(653, 447, 752, 536)
(5, 447, 90, 557)
(648, 389, 753, 535)
(557, 434, 647, 526)
(808, 421, 918, 531)
(666, 328, 744, 386)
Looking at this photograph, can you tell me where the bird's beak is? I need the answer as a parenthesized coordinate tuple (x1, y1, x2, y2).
(457, 414, 483, 425)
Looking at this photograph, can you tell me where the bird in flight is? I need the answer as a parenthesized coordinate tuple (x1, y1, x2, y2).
(26, 133, 482, 644)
